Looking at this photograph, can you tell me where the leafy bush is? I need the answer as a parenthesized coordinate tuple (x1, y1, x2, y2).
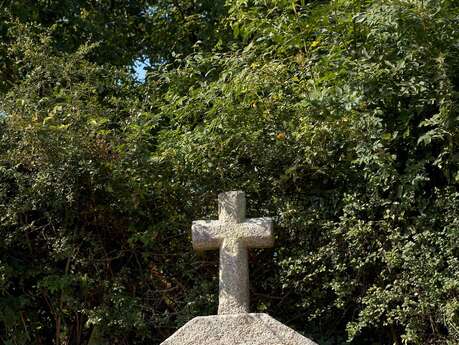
(0, 0, 458, 344)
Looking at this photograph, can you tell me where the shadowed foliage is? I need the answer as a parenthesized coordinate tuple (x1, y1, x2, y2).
(0, 0, 458, 344)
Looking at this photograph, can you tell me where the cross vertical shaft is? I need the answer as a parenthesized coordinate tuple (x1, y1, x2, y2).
(219, 238, 249, 314)
(192, 191, 273, 315)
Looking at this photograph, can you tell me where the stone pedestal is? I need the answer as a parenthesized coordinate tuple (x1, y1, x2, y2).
(161, 313, 317, 345)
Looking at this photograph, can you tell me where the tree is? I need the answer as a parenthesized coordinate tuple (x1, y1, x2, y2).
(1, 0, 458, 344)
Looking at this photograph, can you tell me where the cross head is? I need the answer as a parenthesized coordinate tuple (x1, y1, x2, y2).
(192, 191, 273, 314)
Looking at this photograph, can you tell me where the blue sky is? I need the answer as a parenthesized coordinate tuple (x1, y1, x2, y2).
(133, 58, 150, 83)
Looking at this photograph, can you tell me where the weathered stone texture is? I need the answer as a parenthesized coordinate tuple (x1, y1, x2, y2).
(191, 191, 273, 314)
(161, 313, 318, 345)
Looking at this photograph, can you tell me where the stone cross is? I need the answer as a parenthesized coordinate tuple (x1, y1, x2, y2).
(192, 191, 273, 315)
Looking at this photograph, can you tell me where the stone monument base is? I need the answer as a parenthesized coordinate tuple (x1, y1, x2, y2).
(160, 313, 317, 345)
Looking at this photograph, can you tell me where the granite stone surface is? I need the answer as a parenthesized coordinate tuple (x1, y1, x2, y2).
(161, 313, 318, 345)
(192, 191, 273, 314)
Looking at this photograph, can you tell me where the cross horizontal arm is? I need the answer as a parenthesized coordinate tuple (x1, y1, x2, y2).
(239, 217, 273, 248)
(191, 220, 222, 250)
(192, 217, 273, 250)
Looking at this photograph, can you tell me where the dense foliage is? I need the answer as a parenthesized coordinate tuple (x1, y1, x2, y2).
(1, 1, 458, 344)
